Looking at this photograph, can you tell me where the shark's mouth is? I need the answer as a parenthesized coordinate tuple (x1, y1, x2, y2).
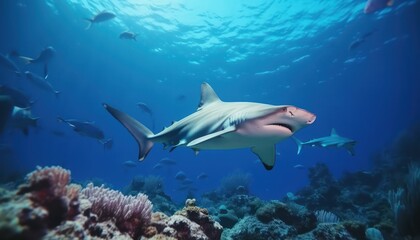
(269, 123, 294, 132)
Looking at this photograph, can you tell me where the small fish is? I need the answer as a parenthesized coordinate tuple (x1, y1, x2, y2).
(0, 85, 33, 108)
(364, 0, 393, 13)
(137, 102, 155, 131)
(0, 53, 21, 76)
(175, 171, 187, 181)
(24, 71, 60, 98)
(123, 160, 137, 168)
(8, 106, 39, 136)
(159, 157, 176, 165)
(197, 173, 208, 180)
(57, 117, 113, 148)
(85, 11, 116, 30)
(137, 102, 153, 115)
(293, 164, 305, 169)
(349, 31, 375, 51)
(120, 31, 137, 41)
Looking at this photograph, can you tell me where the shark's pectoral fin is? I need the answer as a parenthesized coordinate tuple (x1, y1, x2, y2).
(252, 145, 276, 170)
(187, 126, 236, 147)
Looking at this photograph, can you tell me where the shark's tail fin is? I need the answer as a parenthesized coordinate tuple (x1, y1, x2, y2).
(103, 103, 154, 161)
(292, 136, 304, 155)
(84, 18, 93, 30)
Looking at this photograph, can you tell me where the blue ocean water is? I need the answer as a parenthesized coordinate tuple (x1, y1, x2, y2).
(0, 0, 419, 203)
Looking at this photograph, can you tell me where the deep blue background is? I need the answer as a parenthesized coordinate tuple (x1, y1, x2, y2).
(1, 0, 419, 203)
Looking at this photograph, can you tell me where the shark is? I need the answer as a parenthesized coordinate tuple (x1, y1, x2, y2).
(103, 82, 316, 170)
(293, 128, 356, 156)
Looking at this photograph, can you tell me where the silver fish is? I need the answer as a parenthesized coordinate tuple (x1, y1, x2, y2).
(24, 71, 60, 97)
(85, 11, 116, 30)
(57, 117, 113, 148)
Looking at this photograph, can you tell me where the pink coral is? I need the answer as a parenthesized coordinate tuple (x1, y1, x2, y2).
(25, 165, 71, 198)
(81, 183, 153, 239)
(17, 166, 79, 228)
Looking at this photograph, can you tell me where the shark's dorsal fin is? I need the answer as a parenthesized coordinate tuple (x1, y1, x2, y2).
(197, 82, 221, 111)
(252, 145, 276, 170)
(331, 128, 338, 136)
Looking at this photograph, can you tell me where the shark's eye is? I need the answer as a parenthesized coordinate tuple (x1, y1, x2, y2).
(280, 107, 287, 112)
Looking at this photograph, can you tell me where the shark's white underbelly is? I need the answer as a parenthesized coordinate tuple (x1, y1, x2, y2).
(191, 131, 287, 150)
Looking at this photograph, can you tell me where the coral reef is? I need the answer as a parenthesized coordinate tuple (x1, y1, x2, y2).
(387, 164, 420, 238)
(81, 183, 153, 239)
(0, 166, 80, 239)
(0, 166, 220, 240)
(144, 198, 223, 240)
(2, 124, 419, 240)
(123, 175, 177, 216)
(219, 170, 251, 197)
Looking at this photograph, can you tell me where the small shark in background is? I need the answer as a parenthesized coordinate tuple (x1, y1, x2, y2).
(104, 82, 316, 170)
(364, 0, 394, 14)
(85, 11, 116, 30)
(293, 128, 356, 156)
(57, 117, 113, 149)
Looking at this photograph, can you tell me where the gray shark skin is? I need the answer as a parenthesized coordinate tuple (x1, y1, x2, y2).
(293, 128, 356, 156)
(104, 82, 315, 170)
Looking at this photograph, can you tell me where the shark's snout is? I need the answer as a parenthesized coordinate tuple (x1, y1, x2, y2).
(288, 107, 316, 129)
(307, 114, 316, 124)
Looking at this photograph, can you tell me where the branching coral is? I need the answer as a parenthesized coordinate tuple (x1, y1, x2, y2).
(81, 183, 153, 239)
(388, 164, 420, 237)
